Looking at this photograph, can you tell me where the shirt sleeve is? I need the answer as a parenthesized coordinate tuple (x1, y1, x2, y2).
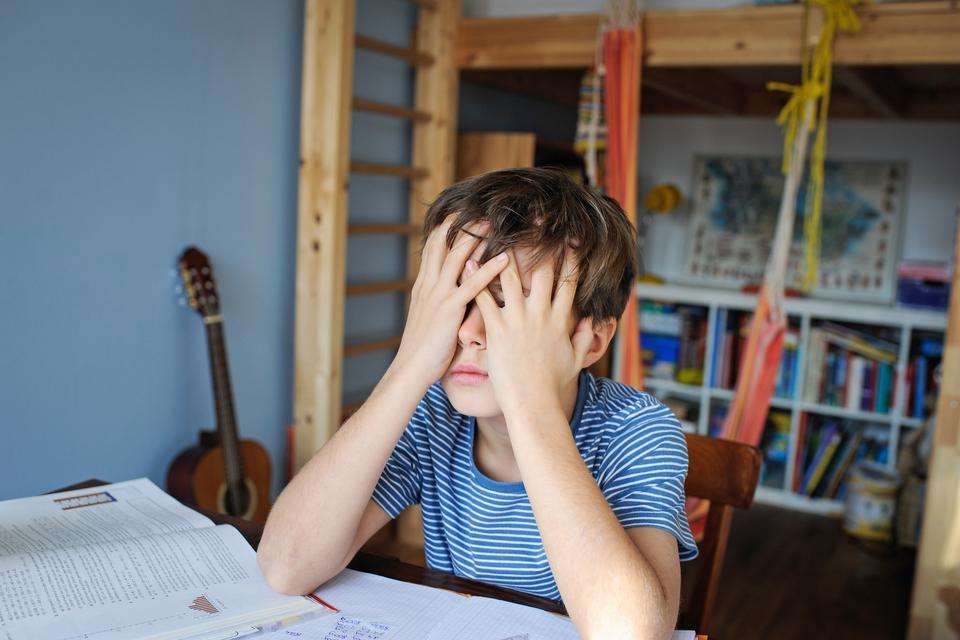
(371, 406, 425, 519)
(597, 399, 699, 561)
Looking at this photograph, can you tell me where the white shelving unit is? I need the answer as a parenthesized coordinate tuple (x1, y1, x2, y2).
(636, 282, 947, 516)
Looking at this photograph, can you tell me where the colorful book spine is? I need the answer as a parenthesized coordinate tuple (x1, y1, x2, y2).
(802, 423, 840, 496)
(913, 356, 928, 419)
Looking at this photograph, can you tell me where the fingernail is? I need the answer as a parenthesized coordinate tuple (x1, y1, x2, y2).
(496, 252, 508, 262)
(465, 259, 477, 273)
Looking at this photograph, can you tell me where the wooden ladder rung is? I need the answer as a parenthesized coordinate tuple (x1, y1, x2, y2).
(353, 98, 431, 122)
(348, 223, 420, 235)
(351, 161, 429, 180)
(346, 279, 415, 296)
(355, 35, 435, 66)
(344, 335, 403, 358)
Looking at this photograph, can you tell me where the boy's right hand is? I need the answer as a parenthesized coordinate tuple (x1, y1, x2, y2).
(392, 216, 508, 389)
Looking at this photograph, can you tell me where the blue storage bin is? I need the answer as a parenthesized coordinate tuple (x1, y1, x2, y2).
(897, 277, 950, 311)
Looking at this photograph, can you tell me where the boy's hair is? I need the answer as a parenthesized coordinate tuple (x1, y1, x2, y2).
(422, 167, 639, 322)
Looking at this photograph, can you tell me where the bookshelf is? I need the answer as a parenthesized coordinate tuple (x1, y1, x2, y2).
(635, 282, 947, 516)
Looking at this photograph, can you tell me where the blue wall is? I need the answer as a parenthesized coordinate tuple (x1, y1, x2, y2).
(1, 0, 303, 500)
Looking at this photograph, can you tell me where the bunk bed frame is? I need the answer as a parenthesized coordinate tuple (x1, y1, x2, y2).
(293, 3, 960, 637)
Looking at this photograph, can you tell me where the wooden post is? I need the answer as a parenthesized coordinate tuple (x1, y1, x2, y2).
(395, 0, 461, 552)
(908, 209, 960, 639)
(292, 0, 355, 472)
(406, 0, 461, 277)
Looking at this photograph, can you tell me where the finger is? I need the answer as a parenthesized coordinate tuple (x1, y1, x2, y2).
(553, 249, 579, 317)
(473, 287, 501, 325)
(456, 253, 509, 304)
(529, 256, 556, 309)
(499, 251, 525, 307)
(421, 215, 456, 280)
(440, 224, 484, 284)
(571, 317, 595, 368)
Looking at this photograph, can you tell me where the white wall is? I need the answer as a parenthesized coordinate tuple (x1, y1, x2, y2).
(638, 116, 960, 281)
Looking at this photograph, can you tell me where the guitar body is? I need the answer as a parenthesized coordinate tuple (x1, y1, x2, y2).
(167, 433, 272, 524)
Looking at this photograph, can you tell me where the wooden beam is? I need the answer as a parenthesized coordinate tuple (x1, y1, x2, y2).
(351, 161, 430, 179)
(397, 0, 461, 554)
(834, 67, 903, 118)
(407, 0, 460, 278)
(457, 3, 960, 69)
(908, 209, 960, 640)
(643, 69, 744, 116)
(456, 132, 536, 180)
(293, 0, 354, 471)
(343, 334, 403, 357)
(348, 223, 420, 235)
(352, 98, 432, 122)
(356, 34, 435, 66)
(345, 279, 415, 296)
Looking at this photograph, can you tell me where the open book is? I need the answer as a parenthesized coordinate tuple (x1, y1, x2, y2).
(0, 479, 322, 640)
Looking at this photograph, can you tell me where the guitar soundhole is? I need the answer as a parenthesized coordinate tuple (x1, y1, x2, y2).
(224, 482, 251, 516)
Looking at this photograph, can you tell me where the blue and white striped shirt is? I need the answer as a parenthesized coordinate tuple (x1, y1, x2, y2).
(372, 371, 698, 600)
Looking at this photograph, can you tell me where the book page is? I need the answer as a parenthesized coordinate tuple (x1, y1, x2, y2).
(0, 480, 318, 640)
(260, 569, 697, 640)
(0, 479, 213, 557)
(259, 569, 467, 640)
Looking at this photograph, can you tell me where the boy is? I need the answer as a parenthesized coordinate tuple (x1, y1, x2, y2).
(258, 168, 697, 639)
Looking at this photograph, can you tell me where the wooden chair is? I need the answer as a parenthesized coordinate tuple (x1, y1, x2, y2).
(681, 433, 762, 635)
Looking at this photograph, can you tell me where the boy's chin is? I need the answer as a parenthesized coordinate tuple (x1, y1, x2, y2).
(441, 379, 502, 419)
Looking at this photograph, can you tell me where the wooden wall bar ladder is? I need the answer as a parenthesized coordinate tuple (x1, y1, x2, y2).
(294, 0, 460, 473)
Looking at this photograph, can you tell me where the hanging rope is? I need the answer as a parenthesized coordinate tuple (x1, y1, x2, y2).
(785, 0, 864, 291)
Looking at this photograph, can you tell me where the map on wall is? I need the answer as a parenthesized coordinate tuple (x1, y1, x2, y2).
(683, 155, 906, 303)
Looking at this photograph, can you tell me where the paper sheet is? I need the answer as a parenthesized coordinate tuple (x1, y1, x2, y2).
(0, 479, 317, 640)
(261, 569, 697, 640)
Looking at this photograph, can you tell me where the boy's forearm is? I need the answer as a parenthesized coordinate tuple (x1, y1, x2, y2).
(257, 361, 429, 593)
(506, 403, 676, 640)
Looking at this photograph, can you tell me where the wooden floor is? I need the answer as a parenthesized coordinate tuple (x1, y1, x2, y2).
(682, 503, 916, 640)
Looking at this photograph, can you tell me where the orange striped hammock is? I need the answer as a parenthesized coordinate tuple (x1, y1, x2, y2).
(603, 26, 643, 390)
(686, 96, 819, 536)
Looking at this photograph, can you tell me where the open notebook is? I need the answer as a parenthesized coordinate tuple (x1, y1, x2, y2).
(261, 569, 697, 640)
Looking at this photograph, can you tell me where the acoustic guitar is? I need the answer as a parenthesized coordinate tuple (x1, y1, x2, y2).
(167, 246, 271, 523)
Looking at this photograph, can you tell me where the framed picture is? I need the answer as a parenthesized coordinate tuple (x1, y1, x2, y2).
(683, 155, 906, 303)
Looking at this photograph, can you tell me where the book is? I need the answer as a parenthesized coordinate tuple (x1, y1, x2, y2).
(0, 479, 322, 640)
(803, 423, 842, 496)
(845, 356, 866, 411)
(822, 431, 865, 499)
(913, 356, 928, 418)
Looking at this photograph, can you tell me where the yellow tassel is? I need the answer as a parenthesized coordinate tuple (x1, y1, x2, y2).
(768, 0, 865, 292)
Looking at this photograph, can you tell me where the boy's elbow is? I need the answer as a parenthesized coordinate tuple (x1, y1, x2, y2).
(257, 544, 345, 596)
(257, 549, 308, 595)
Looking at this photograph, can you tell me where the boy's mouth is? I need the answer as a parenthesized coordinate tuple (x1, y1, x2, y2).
(448, 363, 488, 386)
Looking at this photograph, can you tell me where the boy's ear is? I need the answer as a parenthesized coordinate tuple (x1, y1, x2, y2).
(580, 318, 618, 370)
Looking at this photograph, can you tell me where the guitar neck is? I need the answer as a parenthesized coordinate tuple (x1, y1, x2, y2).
(203, 318, 245, 487)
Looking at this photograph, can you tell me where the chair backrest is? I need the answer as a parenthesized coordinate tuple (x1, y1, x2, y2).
(682, 433, 762, 635)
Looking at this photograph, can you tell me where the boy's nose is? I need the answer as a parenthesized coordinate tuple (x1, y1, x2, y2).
(457, 302, 486, 349)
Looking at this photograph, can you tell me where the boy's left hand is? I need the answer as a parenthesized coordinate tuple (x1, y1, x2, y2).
(467, 250, 594, 420)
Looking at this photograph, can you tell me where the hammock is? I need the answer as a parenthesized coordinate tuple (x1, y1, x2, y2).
(687, 0, 862, 536)
(602, 12, 644, 390)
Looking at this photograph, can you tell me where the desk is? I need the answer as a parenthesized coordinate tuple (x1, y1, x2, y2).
(55, 480, 705, 639)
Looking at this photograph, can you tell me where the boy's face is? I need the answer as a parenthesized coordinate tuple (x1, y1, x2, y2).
(441, 244, 578, 420)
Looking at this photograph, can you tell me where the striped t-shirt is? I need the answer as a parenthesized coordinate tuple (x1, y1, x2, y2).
(371, 371, 698, 600)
